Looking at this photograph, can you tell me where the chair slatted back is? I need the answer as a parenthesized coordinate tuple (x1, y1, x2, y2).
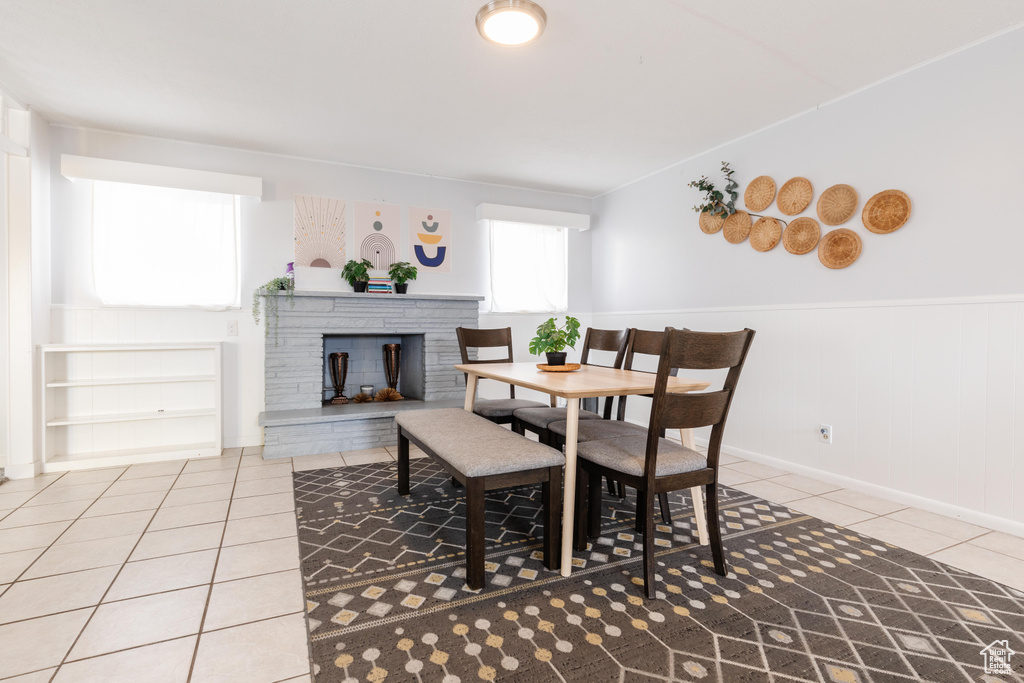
(615, 329, 673, 423)
(579, 328, 631, 418)
(456, 327, 518, 399)
(644, 328, 755, 482)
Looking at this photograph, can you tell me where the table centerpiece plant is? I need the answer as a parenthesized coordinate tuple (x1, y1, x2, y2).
(529, 315, 581, 366)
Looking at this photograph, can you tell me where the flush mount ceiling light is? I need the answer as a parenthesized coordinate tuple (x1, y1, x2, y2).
(476, 0, 547, 46)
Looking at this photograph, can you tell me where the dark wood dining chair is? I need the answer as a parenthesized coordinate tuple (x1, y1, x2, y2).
(512, 327, 632, 446)
(574, 327, 755, 598)
(455, 326, 547, 431)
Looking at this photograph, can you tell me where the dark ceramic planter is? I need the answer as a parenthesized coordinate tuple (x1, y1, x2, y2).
(353, 281, 368, 293)
(545, 352, 567, 366)
(395, 283, 409, 294)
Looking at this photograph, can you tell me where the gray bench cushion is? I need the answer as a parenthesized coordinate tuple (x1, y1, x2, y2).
(577, 436, 707, 478)
(549, 419, 646, 442)
(473, 398, 547, 418)
(512, 406, 601, 429)
(395, 408, 564, 477)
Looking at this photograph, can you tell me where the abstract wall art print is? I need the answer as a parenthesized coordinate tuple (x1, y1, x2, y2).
(408, 206, 451, 273)
(353, 201, 401, 270)
(293, 195, 346, 268)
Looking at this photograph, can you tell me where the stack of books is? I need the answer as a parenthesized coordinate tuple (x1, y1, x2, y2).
(367, 277, 392, 293)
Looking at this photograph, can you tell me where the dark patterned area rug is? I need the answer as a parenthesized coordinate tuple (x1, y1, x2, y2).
(293, 460, 1024, 682)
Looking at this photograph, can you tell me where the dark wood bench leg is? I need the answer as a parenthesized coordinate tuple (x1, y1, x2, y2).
(397, 427, 410, 496)
(451, 476, 462, 489)
(543, 465, 562, 570)
(465, 477, 486, 590)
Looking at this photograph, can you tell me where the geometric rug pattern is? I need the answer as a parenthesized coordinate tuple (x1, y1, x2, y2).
(294, 461, 1024, 682)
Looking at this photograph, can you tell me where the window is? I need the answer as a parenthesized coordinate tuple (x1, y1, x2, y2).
(92, 181, 241, 308)
(489, 220, 567, 313)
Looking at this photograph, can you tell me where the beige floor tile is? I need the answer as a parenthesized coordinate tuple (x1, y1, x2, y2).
(383, 445, 427, 460)
(718, 453, 743, 466)
(727, 460, 790, 479)
(233, 476, 294, 499)
(237, 462, 293, 481)
(223, 511, 297, 547)
(821, 488, 908, 516)
(2, 668, 58, 682)
(968, 531, 1024, 562)
(52, 636, 196, 683)
(0, 474, 63, 495)
(131, 522, 225, 561)
(929, 543, 1024, 592)
(0, 520, 73, 553)
(885, 507, 989, 541)
(215, 537, 301, 583)
(119, 460, 188, 480)
(23, 533, 139, 580)
(174, 469, 238, 489)
(56, 510, 154, 546)
(718, 468, 761, 486)
(222, 447, 244, 457)
(161, 483, 234, 508)
(0, 608, 92, 678)
(0, 498, 93, 529)
(342, 448, 393, 465)
(203, 569, 303, 631)
(106, 549, 218, 602)
(278, 676, 313, 683)
(786, 497, 878, 527)
(23, 482, 109, 507)
(0, 489, 39, 510)
(52, 468, 125, 486)
(68, 585, 208, 660)
(228, 492, 295, 520)
(0, 548, 45, 583)
(768, 473, 841, 495)
(0, 565, 118, 624)
(182, 455, 241, 473)
(102, 474, 178, 498)
(191, 612, 309, 683)
(149, 499, 230, 532)
(241, 445, 265, 457)
(81, 491, 165, 518)
(733, 480, 813, 504)
(292, 453, 345, 471)
(848, 517, 960, 556)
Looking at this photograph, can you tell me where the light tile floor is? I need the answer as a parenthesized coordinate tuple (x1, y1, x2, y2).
(1, 443, 1023, 681)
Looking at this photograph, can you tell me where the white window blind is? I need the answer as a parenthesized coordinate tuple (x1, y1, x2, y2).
(489, 221, 567, 313)
(92, 181, 241, 308)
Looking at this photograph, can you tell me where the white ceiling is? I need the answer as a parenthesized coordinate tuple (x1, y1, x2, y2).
(1, 1, 1022, 196)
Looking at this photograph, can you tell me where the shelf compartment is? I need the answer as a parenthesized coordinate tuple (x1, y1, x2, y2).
(46, 375, 216, 388)
(47, 408, 216, 427)
(43, 442, 220, 472)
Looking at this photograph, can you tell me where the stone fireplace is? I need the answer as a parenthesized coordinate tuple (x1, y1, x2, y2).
(258, 291, 481, 458)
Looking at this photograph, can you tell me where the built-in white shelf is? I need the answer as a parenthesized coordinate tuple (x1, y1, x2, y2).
(40, 342, 223, 472)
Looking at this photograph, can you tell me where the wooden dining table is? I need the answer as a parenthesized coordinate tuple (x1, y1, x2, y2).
(455, 361, 712, 576)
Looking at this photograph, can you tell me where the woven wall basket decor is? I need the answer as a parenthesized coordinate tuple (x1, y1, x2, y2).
(782, 217, 821, 255)
(722, 211, 752, 244)
(777, 177, 814, 215)
(749, 216, 782, 252)
(744, 176, 776, 212)
(863, 189, 912, 234)
(818, 228, 862, 269)
(699, 210, 726, 234)
(816, 184, 859, 225)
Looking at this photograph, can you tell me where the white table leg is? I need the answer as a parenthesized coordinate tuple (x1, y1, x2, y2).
(560, 398, 580, 576)
(681, 428, 709, 546)
(463, 373, 479, 412)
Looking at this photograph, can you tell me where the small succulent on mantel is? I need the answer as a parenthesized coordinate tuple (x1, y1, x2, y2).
(252, 275, 295, 344)
(689, 161, 738, 216)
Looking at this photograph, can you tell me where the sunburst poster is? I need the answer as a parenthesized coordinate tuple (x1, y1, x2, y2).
(294, 195, 346, 268)
(408, 206, 451, 273)
(354, 201, 401, 271)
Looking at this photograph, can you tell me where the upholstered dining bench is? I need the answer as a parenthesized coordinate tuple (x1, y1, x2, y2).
(394, 408, 565, 590)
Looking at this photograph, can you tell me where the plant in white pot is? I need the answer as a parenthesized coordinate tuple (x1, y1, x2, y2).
(528, 316, 581, 366)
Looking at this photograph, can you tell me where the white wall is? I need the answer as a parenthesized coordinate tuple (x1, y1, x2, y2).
(590, 28, 1024, 534)
(47, 126, 593, 448)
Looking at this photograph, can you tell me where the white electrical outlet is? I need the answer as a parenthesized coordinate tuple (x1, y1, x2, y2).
(226, 320, 239, 337)
(819, 424, 833, 444)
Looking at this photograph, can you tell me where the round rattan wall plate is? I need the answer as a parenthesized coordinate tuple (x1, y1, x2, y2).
(698, 211, 725, 234)
(818, 228, 862, 269)
(777, 177, 814, 216)
(744, 176, 776, 212)
(749, 216, 782, 252)
(816, 184, 859, 225)
(862, 189, 912, 234)
(783, 217, 820, 255)
(722, 211, 752, 244)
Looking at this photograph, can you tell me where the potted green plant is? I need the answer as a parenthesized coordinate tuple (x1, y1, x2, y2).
(341, 258, 373, 292)
(252, 276, 295, 344)
(528, 316, 581, 366)
(387, 261, 418, 294)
